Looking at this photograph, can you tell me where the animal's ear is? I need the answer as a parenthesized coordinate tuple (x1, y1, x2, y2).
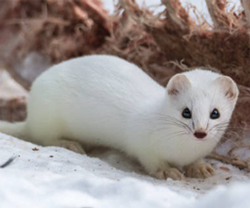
(167, 74, 191, 96)
(213, 76, 239, 100)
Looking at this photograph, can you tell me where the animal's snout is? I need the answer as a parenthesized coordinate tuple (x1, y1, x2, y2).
(194, 131, 207, 139)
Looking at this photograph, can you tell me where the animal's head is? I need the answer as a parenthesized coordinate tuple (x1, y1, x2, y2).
(166, 69, 239, 142)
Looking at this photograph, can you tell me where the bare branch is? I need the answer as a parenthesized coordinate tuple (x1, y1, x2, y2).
(118, 0, 143, 19)
(77, 0, 111, 31)
(207, 153, 250, 171)
(205, 0, 239, 30)
(162, 0, 193, 31)
(241, 0, 250, 26)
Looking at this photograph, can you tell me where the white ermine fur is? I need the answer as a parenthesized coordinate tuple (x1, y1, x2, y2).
(0, 55, 239, 179)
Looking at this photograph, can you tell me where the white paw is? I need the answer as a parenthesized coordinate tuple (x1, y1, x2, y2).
(184, 162, 214, 178)
(154, 168, 184, 180)
(58, 140, 86, 154)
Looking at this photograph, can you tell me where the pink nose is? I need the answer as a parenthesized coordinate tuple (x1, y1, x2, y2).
(194, 132, 207, 139)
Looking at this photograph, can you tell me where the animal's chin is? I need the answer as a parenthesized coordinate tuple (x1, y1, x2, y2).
(192, 136, 208, 142)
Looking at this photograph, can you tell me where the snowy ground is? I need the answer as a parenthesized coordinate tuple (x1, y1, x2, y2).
(0, 132, 250, 208)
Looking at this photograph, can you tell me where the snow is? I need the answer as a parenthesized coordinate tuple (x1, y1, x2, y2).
(0, 132, 250, 208)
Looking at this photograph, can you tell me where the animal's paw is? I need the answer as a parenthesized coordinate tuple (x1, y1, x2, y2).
(58, 140, 86, 154)
(154, 168, 184, 180)
(184, 162, 214, 179)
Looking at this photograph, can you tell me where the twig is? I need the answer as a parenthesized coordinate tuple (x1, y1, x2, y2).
(205, 0, 238, 30)
(241, 0, 250, 26)
(207, 153, 249, 171)
(162, 0, 193, 31)
(0, 156, 16, 168)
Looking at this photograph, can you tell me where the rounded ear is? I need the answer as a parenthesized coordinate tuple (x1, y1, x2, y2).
(213, 76, 239, 100)
(167, 74, 191, 96)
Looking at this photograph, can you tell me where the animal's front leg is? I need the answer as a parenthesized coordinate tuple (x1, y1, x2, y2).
(139, 155, 184, 180)
(154, 167, 184, 180)
(184, 159, 214, 178)
(56, 139, 86, 154)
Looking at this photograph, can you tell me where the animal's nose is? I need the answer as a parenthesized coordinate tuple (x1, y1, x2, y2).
(194, 131, 207, 139)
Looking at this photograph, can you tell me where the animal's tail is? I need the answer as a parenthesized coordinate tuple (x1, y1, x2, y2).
(0, 121, 26, 139)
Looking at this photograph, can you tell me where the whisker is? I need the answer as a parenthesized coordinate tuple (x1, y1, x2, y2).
(162, 115, 193, 132)
(153, 116, 193, 133)
(209, 122, 230, 131)
(155, 119, 189, 130)
(150, 125, 188, 136)
(153, 132, 189, 145)
(224, 126, 250, 130)
(209, 132, 240, 148)
(150, 126, 184, 135)
(208, 133, 225, 146)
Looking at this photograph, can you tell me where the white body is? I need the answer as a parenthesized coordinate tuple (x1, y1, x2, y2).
(0, 55, 238, 176)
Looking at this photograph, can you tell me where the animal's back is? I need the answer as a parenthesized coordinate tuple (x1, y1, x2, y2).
(26, 55, 164, 147)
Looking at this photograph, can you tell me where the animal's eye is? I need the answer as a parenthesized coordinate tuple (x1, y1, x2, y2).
(210, 108, 220, 119)
(182, 108, 192, 119)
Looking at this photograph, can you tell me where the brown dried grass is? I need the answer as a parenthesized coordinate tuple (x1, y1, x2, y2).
(0, 97, 26, 122)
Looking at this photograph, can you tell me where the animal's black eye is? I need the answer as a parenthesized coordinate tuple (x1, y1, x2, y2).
(210, 108, 220, 119)
(182, 108, 192, 119)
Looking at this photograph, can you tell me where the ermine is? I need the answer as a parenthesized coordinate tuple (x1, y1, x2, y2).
(0, 55, 239, 180)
